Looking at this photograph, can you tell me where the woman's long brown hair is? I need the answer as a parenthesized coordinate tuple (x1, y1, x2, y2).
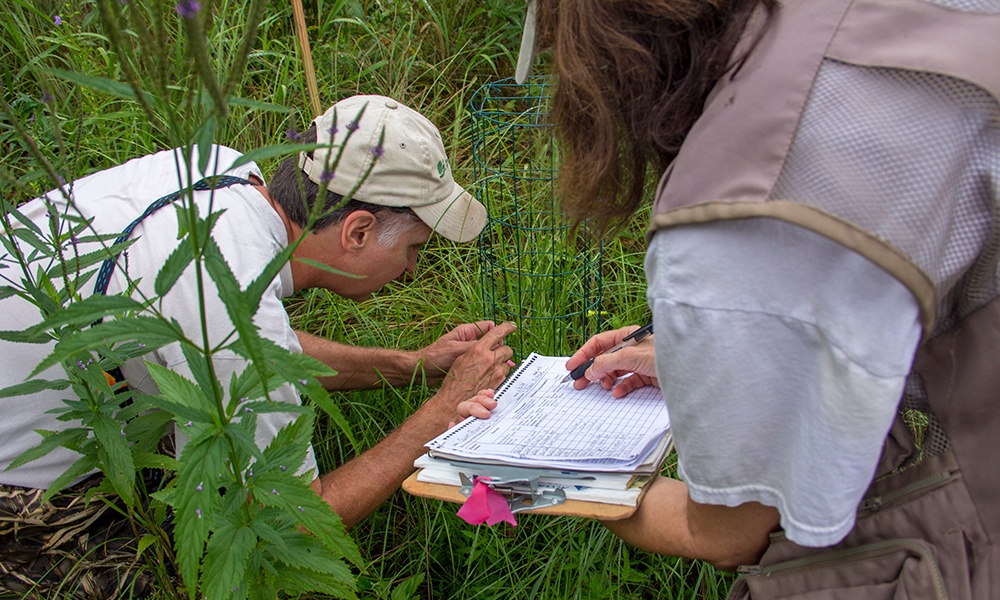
(535, 0, 774, 234)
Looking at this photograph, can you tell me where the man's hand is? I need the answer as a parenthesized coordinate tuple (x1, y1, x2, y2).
(416, 320, 504, 384)
(433, 321, 516, 406)
(566, 326, 658, 398)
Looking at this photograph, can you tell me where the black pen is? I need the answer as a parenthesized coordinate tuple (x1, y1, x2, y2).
(561, 322, 654, 383)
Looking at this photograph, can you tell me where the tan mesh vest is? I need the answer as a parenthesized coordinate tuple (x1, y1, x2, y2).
(649, 0, 1000, 592)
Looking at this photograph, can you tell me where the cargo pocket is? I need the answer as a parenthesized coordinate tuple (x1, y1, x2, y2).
(726, 538, 949, 600)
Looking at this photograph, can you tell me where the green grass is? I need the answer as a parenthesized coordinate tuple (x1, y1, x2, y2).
(2, 1, 732, 598)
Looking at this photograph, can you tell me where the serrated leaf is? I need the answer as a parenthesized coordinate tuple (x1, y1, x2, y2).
(92, 413, 136, 506)
(275, 565, 358, 598)
(154, 239, 194, 296)
(5, 427, 88, 470)
(262, 529, 354, 583)
(40, 454, 98, 504)
(172, 433, 227, 596)
(202, 523, 255, 600)
(28, 294, 147, 335)
(0, 377, 71, 398)
(249, 473, 362, 568)
(179, 342, 222, 406)
(33, 317, 183, 375)
(144, 364, 217, 423)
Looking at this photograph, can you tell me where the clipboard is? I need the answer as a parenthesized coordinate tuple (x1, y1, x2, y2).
(404, 353, 672, 521)
(402, 469, 652, 520)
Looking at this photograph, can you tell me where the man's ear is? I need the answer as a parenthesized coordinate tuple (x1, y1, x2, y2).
(340, 210, 378, 250)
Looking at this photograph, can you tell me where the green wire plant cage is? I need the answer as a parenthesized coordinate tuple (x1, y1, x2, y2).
(471, 77, 603, 359)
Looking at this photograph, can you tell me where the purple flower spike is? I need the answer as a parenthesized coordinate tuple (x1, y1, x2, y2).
(41, 93, 55, 105)
(53, 15, 62, 26)
(346, 120, 359, 132)
(320, 170, 335, 183)
(175, 0, 201, 18)
(285, 128, 301, 141)
(371, 145, 385, 158)
(327, 125, 338, 136)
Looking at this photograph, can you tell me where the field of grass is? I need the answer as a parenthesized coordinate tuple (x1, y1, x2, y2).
(1, 1, 732, 598)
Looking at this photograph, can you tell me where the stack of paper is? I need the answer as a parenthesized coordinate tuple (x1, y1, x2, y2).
(413, 353, 672, 507)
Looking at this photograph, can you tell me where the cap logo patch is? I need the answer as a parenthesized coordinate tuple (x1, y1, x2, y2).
(437, 160, 448, 178)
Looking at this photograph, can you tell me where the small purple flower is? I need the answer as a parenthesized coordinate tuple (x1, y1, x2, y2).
(243, 406, 252, 413)
(248, 469, 253, 477)
(195, 508, 202, 518)
(120, 429, 125, 437)
(196, 482, 203, 491)
(319, 170, 335, 183)
(298, 506, 306, 512)
(346, 120, 359, 132)
(280, 465, 286, 471)
(53, 15, 62, 26)
(137, 343, 145, 348)
(326, 125, 338, 136)
(41, 92, 55, 105)
(371, 145, 385, 158)
(299, 379, 308, 386)
(184, 421, 193, 427)
(285, 128, 301, 141)
(175, 0, 201, 18)
(271, 488, 279, 495)
(76, 360, 86, 369)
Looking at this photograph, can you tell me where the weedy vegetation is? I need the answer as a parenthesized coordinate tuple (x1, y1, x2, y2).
(1, 0, 733, 598)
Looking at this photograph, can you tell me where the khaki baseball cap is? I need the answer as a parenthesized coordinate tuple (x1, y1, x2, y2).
(298, 95, 487, 243)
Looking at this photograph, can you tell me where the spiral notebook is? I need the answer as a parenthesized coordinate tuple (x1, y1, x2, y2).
(425, 353, 670, 473)
(404, 353, 672, 518)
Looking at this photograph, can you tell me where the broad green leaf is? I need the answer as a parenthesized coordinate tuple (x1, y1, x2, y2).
(202, 524, 255, 600)
(41, 454, 98, 504)
(249, 473, 363, 567)
(33, 317, 183, 375)
(5, 427, 88, 470)
(154, 239, 195, 296)
(195, 115, 217, 175)
(92, 413, 136, 506)
(0, 377, 70, 398)
(144, 395, 214, 426)
(145, 363, 216, 418)
(256, 413, 312, 476)
(274, 565, 358, 598)
(133, 451, 180, 472)
(123, 409, 174, 454)
(0, 328, 51, 344)
(179, 341, 222, 407)
(261, 530, 354, 584)
(28, 294, 147, 335)
(173, 433, 228, 596)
